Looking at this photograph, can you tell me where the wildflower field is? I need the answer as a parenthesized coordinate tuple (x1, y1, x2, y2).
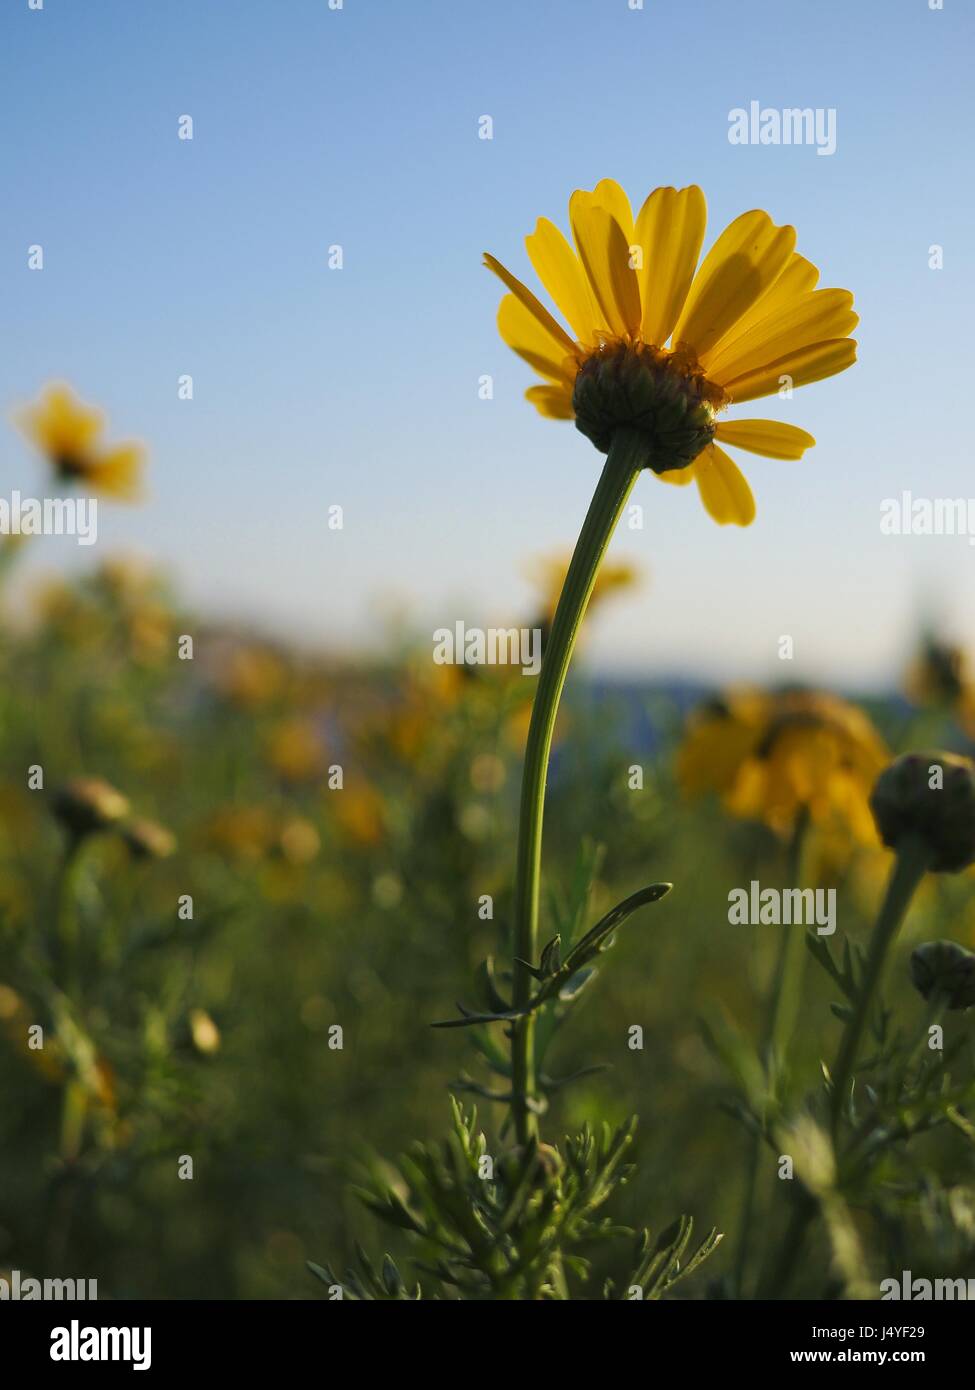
(3, 518, 975, 1300)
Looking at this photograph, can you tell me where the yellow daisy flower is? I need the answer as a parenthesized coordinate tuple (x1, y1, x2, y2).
(485, 180, 858, 525)
(17, 383, 145, 500)
(677, 689, 887, 841)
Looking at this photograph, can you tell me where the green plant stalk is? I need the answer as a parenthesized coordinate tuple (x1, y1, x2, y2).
(760, 837, 931, 1298)
(757, 1191, 815, 1299)
(52, 834, 89, 1163)
(765, 807, 812, 1063)
(829, 833, 931, 1137)
(734, 807, 809, 1296)
(510, 427, 646, 1144)
(52, 834, 85, 997)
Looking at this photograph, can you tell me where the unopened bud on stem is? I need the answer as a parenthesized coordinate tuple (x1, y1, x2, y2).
(870, 751, 975, 873)
(910, 940, 975, 1010)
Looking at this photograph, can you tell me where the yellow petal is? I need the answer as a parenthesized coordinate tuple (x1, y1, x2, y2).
(722, 339, 858, 404)
(715, 420, 815, 459)
(589, 178, 635, 244)
(497, 295, 578, 386)
(525, 384, 575, 419)
(483, 253, 577, 356)
(634, 185, 707, 347)
(569, 193, 642, 337)
(694, 444, 756, 526)
(704, 289, 858, 384)
(88, 444, 145, 500)
(525, 218, 598, 342)
(20, 384, 104, 457)
(657, 463, 696, 486)
(674, 210, 796, 360)
(709, 252, 819, 351)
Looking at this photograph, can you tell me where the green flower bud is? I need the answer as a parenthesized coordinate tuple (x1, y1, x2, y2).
(572, 341, 723, 470)
(52, 777, 130, 839)
(869, 751, 975, 872)
(910, 940, 975, 1010)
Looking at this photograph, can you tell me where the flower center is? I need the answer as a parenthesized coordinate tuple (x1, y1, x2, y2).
(54, 452, 87, 480)
(572, 339, 728, 473)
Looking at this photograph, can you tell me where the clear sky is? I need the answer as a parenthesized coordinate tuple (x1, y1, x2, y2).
(2, 0, 972, 687)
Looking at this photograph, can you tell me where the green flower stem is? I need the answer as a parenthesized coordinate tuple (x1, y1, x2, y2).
(757, 1191, 815, 1299)
(734, 807, 809, 1297)
(764, 806, 811, 1062)
(510, 428, 646, 1144)
(829, 834, 931, 1137)
(52, 834, 85, 996)
(51, 834, 89, 1163)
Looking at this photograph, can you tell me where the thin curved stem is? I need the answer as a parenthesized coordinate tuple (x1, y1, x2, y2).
(829, 834, 931, 1137)
(52, 834, 85, 997)
(734, 807, 809, 1297)
(509, 428, 646, 1144)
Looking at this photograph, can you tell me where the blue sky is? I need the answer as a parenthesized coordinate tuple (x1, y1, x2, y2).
(2, 0, 972, 686)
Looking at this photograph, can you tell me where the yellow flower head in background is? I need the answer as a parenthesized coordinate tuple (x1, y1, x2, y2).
(678, 689, 887, 841)
(485, 180, 857, 525)
(265, 717, 325, 783)
(528, 550, 642, 625)
(215, 644, 286, 710)
(17, 384, 145, 500)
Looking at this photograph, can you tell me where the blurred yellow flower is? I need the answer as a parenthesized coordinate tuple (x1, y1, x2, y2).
(333, 782, 385, 847)
(369, 663, 467, 765)
(95, 558, 174, 665)
(529, 551, 642, 625)
(216, 644, 286, 710)
(277, 816, 321, 865)
(33, 575, 84, 631)
(265, 717, 324, 783)
(17, 384, 145, 500)
(486, 180, 857, 525)
(204, 805, 276, 863)
(678, 690, 888, 841)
